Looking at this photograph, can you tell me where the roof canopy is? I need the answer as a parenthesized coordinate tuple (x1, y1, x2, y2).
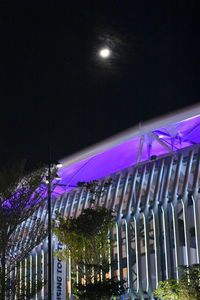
(54, 104, 200, 197)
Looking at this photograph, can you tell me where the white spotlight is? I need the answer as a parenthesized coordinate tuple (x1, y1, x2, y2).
(56, 162, 62, 169)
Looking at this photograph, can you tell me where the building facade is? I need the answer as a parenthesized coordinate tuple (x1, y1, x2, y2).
(12, 105, 200, 299)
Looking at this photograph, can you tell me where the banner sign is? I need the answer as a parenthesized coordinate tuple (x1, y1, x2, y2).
(53, 237, 67, 300)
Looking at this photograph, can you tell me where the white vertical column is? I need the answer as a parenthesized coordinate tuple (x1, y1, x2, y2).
(181, 150, 194, 266)
(161, 156, 174, 279)
(110, 175, 121, 279)
(143, 162, 155, 297)
(192, 148, 200, 263)
(151, 159, 164, 287)
(170, 154, 183, 279)
(134, 165, 146, 299)
(125, 167, 138, 298)
(116, 172, 129, 281)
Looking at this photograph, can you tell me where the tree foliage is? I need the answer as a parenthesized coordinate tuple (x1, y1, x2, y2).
(1, 275, 45, 300)
(154, 264, 200, 300)
(77, 179, 112, 204)
(53, 179, 127, 298)
(0, 160, 48, 300)
(53, 206, 115, 279)
(74, 278, 126, 300)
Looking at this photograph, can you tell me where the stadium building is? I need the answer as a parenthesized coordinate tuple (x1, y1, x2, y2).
(18, 104, 200, 299)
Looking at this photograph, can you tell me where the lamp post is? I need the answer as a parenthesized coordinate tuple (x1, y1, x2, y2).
(47, 155, 62, 300)
(47, 161, 52, 300)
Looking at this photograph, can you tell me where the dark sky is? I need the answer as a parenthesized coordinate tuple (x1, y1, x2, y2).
(0, 0, 199, 166)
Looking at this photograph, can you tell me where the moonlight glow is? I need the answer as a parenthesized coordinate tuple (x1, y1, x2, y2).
(99, 48, 111, 58)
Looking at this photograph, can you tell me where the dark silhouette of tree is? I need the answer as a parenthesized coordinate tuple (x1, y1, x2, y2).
(0, 160, 48, 300)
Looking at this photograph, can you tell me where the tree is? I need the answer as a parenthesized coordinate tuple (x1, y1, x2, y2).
(74, 278, 126, 300)
(0, 216, 47, 300)
(53, 206, 115, 281)
(0, 160, 48, 300)
(53, 180, 126, 299)
(154, 264, 200, 300)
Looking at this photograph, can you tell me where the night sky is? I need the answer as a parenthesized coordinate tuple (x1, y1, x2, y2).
(0, 1, 199, 166)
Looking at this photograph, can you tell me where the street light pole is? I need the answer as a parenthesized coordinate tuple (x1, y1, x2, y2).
(47, 166, 52, 300)
(47, 149, 62, 300)
(47, 150, 52, 300)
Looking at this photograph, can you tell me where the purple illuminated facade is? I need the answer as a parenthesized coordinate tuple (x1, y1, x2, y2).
(54, 105, 200, 196)
(13, 105, 200, 299)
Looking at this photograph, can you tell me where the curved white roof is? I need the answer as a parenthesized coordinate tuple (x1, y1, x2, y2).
(54, 104, 200, 196)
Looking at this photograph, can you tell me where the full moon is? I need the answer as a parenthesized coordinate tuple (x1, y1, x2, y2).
(99, 48, 111, 58)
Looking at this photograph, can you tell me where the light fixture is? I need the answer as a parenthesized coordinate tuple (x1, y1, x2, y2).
(51, 161, 62, 169)
(56, 162, 62, 169)
(55, 174, 61, 181)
